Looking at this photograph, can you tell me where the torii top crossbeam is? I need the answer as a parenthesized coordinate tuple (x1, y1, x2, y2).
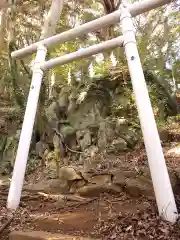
(11, 0, 172, 59)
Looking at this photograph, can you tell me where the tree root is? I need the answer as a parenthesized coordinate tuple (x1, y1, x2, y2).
(37, 192, 88, 202)
(0, 215, 14, 234)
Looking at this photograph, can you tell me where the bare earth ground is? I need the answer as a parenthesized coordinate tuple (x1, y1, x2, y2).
(1, 136, 180, 239)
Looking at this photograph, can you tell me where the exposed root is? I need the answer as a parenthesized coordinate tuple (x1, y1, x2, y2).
(0, 215, 14, 234)
(37, 192, 88, 202)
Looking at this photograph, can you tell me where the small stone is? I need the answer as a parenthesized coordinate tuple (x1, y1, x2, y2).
(112, 137, 127, 152)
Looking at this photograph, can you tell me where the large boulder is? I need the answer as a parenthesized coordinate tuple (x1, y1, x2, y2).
(45, 151, 59, 179)
(97, 119, 130, 152)
(112, 169, 154, 197)
(58, 166, 82, 181)
(112, 167, 179, 198)
(46, 101, 59, 127)
(76, 129, 91, 151)
(58, 87, 69, 110)
(35, 141, 49, 159)
(121, 129, 139, 148)
(68, 77, 113, 129)
(98, 120, 115, 150)
(0, 130, 21, 174)
(80, 145, 100, 171)
(115, 118, 128, 133)
(125, 176, 154, 197)
(59, 124, 77, 150)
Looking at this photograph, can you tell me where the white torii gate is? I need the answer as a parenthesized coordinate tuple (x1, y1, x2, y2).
(7, 0, 178, 223)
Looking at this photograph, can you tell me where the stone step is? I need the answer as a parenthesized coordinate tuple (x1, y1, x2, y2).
(9, 231, 98, 240)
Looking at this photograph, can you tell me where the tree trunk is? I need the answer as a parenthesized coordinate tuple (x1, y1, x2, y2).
(0, 9, 6, 51)
(7, 2, 25, 108)
(40, 0, 64, 40)
(150, 71, 179, 115)
(35, 0, 64, 140)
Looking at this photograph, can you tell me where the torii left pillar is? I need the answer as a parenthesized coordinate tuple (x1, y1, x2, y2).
(7, 45, 47, 209)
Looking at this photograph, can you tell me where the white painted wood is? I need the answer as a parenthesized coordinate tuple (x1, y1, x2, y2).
(11, 0, 172, 59)
(7, 45, 47, 209)
(41, 36, 124, 70)
(120, 5, 178, 223)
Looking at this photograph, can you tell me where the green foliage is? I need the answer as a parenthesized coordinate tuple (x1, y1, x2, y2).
(93, 59, 111, 76)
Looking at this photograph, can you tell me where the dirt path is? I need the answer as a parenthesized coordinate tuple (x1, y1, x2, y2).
(1, 141, 180, 239)
(0, 183, 180, 240)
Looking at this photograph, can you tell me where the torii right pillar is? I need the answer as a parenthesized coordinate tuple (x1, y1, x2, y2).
(120, 4, 178, 223)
